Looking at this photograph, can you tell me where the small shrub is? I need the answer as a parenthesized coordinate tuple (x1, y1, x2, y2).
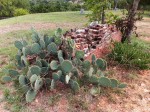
(108, 42, 150, 70)
(14, 8, 29, 16)
(2, 28, 126, 103)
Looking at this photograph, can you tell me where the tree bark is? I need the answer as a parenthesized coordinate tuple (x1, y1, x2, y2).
(114, 0, 118, 10)
(126, 0, 141, 42)
(101, 7, 105, 24)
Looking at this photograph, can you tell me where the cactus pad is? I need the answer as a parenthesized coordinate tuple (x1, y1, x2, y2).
(99, 77, 111, 87)
(70, 80, 80, 93)
(110, 79, 119, 88)
(1, 76, 12, 83)
(26, 89, 37, 103)
(83, 60, 91, 70)
(71, 68, 79, 77)
(34, 77, 43, 91)
(19, 75, 28, 86)
(54, 36, 62, 45)
(118, 83, 127, 88)
(21, 56, 29, 66)
(43, 35, 50, 46)
(9, 70, 20, 77)
(40, 39, 46, 49)
(41, 59, 48, 67)
(50, 60, 58, 70)
(31, 43, 41, 54)
(47, 42, 57, 54)
(52, 73, 61, 81)
(14, 41, 23, 50)
(22, 46, 31, 56)
(31, 28, 40, 42)
(61, 60, 73, 73)
(22, 40, 28, 47)
(58, 57, 64, 64)
(55, 28, 62, 37)
(30, 66, 41, 75)
(96, 58, 107, 71)
(89, 76, 99, 84)
(75, 50, 84, 59)
(30, 74, 38, 84)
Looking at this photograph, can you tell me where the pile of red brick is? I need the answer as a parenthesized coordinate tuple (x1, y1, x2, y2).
(64, 23, 122, 60)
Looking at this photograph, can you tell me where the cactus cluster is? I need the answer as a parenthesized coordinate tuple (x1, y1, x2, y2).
(2, 28, 126, 103)
(80, 54, 126, 88)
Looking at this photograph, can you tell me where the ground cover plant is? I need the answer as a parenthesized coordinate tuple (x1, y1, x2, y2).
(108, 41, 150, 70)
(1, 28, 126, 103)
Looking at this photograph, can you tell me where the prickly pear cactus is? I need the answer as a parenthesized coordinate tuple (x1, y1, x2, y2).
(2, 28, 126, 103)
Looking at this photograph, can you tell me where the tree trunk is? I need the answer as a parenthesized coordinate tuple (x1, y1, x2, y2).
(114, 0, 118, 10)
(101, 7, 105, 24)
(125, 0, 141, 42)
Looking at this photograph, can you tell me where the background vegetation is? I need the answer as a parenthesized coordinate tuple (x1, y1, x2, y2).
(0, 0, 85, 17)
(0, 0, 150, 18)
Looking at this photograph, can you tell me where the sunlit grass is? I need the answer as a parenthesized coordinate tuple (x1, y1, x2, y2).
(0, 11, 89, 26)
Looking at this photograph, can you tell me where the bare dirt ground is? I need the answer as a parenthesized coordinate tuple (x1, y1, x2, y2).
(0, 18, 150, 112)
(136, 17, 150, 42)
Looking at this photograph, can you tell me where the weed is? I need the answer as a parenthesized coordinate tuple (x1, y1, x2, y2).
(48, 94, 61, 106)
(68, 96, 89, 111)
(126, 73, 138, 80)
(11, 104, 23, 112)
(108, 42, 150, 70)
(3, 89, 10, 99)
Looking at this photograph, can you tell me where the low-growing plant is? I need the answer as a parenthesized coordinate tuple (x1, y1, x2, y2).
(2, 28, 126, 103)
(108, 42, 150, 70)
(14, 8, 29, 17)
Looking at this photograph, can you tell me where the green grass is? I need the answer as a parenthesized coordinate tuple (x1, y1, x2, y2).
(142, 11, 150, 17)
(0, 11, 89, 27)
(0, 11, 89, 65)
(0, 10, 148, 27)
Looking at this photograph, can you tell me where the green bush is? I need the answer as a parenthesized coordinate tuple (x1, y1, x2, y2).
(0, 0, 30, 17)
(2, 28, 126, 103)
(142, 5, 150, 11)
(67, 3, 81, 11)
(14, 8, 29, 16)
(108, 42, 150, 70)
(0, 0, 15, 17)
(13, 0, 30, 10)
(29, 0, 83, 13)
(139, 0, 150, 10)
